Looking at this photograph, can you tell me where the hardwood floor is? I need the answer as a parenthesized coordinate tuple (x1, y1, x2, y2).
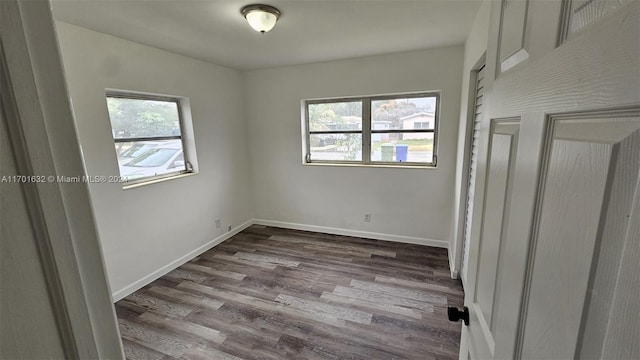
(115, 225, 465, 360)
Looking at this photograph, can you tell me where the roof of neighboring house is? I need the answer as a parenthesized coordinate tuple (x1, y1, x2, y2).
(400, 112, 435, 121)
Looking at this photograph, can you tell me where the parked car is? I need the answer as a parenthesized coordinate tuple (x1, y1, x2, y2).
(117, 141, 163, 164)
(119, 141, 185, 181)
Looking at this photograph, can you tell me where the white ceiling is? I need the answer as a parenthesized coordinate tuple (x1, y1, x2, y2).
(52, 0, 482, 70)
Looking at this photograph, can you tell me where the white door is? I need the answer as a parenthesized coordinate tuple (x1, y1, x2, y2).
(459, 1, 640, 359)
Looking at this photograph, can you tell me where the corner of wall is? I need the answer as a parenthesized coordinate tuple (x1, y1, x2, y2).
(239, 70, 257, 221)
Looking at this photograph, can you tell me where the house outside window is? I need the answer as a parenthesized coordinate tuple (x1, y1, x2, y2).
(411, 120, 432, 129)
(303, 92, 439, 166)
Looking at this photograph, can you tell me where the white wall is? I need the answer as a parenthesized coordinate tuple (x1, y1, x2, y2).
(55, 22, 253, 298)
(450, 0, 492, 283)
(244, 47, 464, 245)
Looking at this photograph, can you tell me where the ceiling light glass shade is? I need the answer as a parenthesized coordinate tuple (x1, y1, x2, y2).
(241, 4, 281, 33)
(246, 11, 277, 32)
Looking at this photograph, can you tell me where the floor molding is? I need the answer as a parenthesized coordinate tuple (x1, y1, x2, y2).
(448, 250, 460, 280)
(253, 219, 449, 249)
(112, 218, 449, 302)
(111, 219, 253, 302)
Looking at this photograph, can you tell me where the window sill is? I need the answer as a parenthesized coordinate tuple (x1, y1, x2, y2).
(122, 172, 197, 190)
(302, 162, 438, 170)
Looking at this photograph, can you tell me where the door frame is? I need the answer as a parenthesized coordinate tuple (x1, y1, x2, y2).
(1, 0, 124, 358)
(451, 54, 486, 283)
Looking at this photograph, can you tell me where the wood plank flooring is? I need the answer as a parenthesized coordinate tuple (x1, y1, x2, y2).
(115, 225, 465, 360)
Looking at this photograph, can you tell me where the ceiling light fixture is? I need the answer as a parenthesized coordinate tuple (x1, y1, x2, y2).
(241, 4, 281, 34)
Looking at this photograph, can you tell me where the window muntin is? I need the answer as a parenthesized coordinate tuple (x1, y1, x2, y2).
(106, 93, 191, 184)
(304, 92, 439, 166)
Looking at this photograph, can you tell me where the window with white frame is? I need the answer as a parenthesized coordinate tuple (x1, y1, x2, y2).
(106, 92, 193, 184)
(304, 92, 439, 166)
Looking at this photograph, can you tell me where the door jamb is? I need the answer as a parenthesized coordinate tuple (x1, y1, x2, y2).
(0, 0, 124, 358)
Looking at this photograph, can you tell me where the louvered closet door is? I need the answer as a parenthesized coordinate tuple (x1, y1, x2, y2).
(461, 64, 485, 282)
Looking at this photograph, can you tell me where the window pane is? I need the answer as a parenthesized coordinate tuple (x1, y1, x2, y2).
(107, 97, 181, 139)
(310, 133, 362, 161)
(308, 101, 362, 132)
(115, 139, 185, 181)
(371, 133, 434, 163)
(371, 96, 436, 131)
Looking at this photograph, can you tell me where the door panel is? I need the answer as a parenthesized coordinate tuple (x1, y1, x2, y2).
(578, 115, 640, 359)
(498, 0, 530, 72)
(519, 114, 640, 358)
(561, 0, 635, 41)
(599, 179, 640, 359)
(520, 114, 640, 359)
(475, 122, 519, 333)
(466, 120, 520, 358)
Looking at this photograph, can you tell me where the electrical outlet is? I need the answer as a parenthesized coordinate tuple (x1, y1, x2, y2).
(227, 225, 232, 232)
(215, 219, 221, 228)
(364, 213, 371, 222)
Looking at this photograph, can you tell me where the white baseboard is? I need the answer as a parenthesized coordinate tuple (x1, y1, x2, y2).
(111, 219, 253, 302)
(448, 250, 460, 280)
(253, 219, 448, 249)
(112, 218, 449, 302)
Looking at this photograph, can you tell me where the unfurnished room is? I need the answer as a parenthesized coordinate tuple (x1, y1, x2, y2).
(1, 0, 639, 359)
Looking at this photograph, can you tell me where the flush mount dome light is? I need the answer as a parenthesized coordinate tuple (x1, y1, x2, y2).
(241, 4, 281, 33)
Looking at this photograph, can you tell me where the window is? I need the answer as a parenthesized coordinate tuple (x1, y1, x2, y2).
(304, 92, 439, 166)
(106, 92, 192, 184)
